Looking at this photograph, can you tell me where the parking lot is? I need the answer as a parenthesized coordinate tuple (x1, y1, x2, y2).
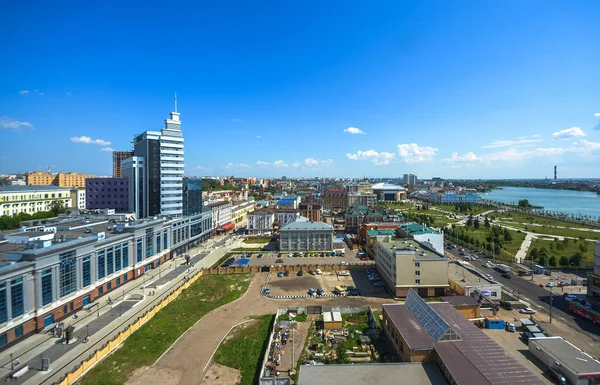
(224, 248, 374, 268)
(267, 266, 390, 299)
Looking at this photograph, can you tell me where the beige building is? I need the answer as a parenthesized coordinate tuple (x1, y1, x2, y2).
(348, 192, 377, 207)
(26, 171, 93, 188)
(231, 200, 256, 225)
(374, 235, 448, 297)
(0, 186, 74, 216)
(70, 188, 86, 210)
(279, 217, 335, 252)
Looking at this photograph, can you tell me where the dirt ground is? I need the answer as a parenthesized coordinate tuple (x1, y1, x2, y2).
(200, 363, 241, 385)
(273, 319, 311, 374)
(131, 273, 397, 385)
(483, 329, 552, 385)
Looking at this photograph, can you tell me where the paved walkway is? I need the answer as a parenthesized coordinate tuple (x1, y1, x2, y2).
(0, 234, 242, 385)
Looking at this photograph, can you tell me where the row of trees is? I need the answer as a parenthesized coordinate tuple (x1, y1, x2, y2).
(465, 214, 492, 230)
(529, 247, 584, 267)
(450, 224, 513, 256)
(0, 201, 66, 230)
(403, 212, 437, 228)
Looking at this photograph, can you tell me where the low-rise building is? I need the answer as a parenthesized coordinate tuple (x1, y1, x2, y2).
(529, 337, 600, 385)
(247, 209, 275, 235)
(348, 192, 378, 207)
(372, 182, 407, 202)
(382, 290, 544, 385)
(26, 171, 93, 188)
(427, 193, 481, 204)
(0, 185, 74, 217)
(85, 177, 129, 212)
(275, 209, 300, 231)
(322, 188, 348, 210)
(207, 201, 233, 233)
(588, 241, 600, 300)
(345, 205, 403, 234)
(232, 200, 255, 226)
(448, 261, 502, 300)
(70, 188, 86, 210)
(299, 199, 322, 222)
(398, 223, 444, 255)
(279, 217, 334, 252)
(374, 236, 448, 297)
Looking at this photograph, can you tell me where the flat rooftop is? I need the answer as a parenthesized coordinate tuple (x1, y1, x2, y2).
(382, 304, 434, 350)
(378, 238, 445, 260)
(400, 223, 442, 235)
(531, 337, 600, 375)
(298, 362, 447, 385)
(441, 296, 479, 307)
(448, 261, 496, 285)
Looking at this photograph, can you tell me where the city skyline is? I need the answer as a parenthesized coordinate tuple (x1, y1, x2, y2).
(2, 1, 600, 179)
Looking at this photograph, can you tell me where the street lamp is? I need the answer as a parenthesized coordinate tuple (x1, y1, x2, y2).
(549, 286, 553, 323)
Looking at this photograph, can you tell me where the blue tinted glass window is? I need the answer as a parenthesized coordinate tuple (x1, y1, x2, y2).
(42, 269, 53, 305)
(11, 278, 24, 317)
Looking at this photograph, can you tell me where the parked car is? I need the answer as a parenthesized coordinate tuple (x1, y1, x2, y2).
(565, 294, 578, 302)
(546, 282, 557, 287)
(483, 262, 491, 268)
(309, 270, 317, 275)
(348, 289, 360, 296)
(505, 323, 516, 332)
(284, 271, 290, 277)
(297, 270, 304, 276)
(558, 281, 570, 287)
(277, 271, 285, 277)
(340, 261, 348, 266)
(308, 288, 316, 296)
(519, 308, 536, 314)
(316, 288, 325, 296)
(263, 287, 271, 295)
(314, 269, 322, 275)
(546, 368, 569, 385)
(501, 273, 512, 279)
(360, 257, 370, 261)
(500, 301, 514, 310)
(275, 258, 284, 263)
(257, 254, 263, 258)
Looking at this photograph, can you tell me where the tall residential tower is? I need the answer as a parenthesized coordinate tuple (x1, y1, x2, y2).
(124, 98, 184, 218)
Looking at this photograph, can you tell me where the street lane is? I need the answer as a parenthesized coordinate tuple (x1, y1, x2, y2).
(447, 249, 600, 340)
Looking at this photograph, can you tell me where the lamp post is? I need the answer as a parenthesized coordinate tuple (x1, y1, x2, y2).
(549, 286, 553, 323)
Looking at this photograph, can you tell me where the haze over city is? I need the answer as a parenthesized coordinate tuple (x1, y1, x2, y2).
(2, 1, 600, 179)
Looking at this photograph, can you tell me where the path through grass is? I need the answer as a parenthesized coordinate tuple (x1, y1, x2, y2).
(80, 273, 252, 385)
(214, 314, 274, 385)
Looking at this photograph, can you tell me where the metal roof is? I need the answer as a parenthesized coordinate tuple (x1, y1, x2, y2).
(406, 290, 460, 342)
(280, 220, 334, 232)
(530, 337, 600, 375)
(381, 304, 434, 350)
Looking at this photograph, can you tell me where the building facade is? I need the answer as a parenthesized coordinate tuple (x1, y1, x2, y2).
(372, 182, 407, 202)
(112, 151, 134, 178)
(70, 188, 86, 210)
(0, 211, 213, 351)
(122, 156, 145, 218)
(427, 193, 481, 204)
(398, 223, 444, 255)
(299, 199, 322, 222)
(275, 209, 300, 231)
(347, 192, 377, 207)
(247, 209, 275, 235)
(345, 205, 404, 234)
(183, 177, 203, 216)
(374, 236, 448, 297)
(232, 200, 255, 225)
(0, 186, 74, 217)
(128, 106, 184, 219)
(207, 201, 233, 232)
(403, 174, 418, 186)
(85, 178, 129, 212)
(26, 171, 93, 188)
(322, 188, 348, 210)
(588, 241, 600, 300)
(279, 217, 335, 252)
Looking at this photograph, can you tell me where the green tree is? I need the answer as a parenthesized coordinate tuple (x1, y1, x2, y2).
(538, 254, 548, 266)
(503, 229, 512, 241)
(466, 215, 473, 228)
(570, 252, 583, 267)
(484, 216, 490, 229)
(518, 199, 531, 208)
(578, 243, 587, 253)
(539, 247, 548, 258)
(473, 218, 480, 229)
(548, 256, 557, 267)
(49, 200, 66, 216)
(559, 255, 569, 267)
(529, 247, 539, 260)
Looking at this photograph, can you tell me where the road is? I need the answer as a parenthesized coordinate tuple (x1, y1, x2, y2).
(448, 248, 600, 340)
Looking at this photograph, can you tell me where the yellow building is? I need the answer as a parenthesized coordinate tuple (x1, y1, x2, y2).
(26, 171, 93, 188)
(0, 186, 73, 216)
(232, 200, 256, 224)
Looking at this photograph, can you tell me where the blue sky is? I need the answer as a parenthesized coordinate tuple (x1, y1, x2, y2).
(1, 0, 600, 179)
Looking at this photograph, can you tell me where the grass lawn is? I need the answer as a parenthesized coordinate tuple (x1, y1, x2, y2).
(493, 211, 599, 229)
(449, 227, 526, 261)
(527, 238, 595, 266)
(430, 204, 492, 215)
(496, 221, 600, 240)
(80, 274, 252, 385)
(243, 237, 274, 244)
(214, 314, 274, 385)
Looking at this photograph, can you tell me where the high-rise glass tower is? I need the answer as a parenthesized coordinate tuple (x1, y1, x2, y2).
(126, 97, 184, 218)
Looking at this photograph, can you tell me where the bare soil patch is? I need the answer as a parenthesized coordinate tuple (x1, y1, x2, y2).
(201, 363, 242, 385)
(126, 366, 184, 385)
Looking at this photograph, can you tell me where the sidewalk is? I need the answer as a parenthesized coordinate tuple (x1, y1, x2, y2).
(0, 234, 243, 385)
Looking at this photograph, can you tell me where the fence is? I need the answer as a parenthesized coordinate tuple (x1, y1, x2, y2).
(201, 262, 374, 275)
(54, 270, 205, 385)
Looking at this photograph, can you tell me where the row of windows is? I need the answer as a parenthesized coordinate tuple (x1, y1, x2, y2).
(88, 181, 126, 185)
(0, 278, 24, 323)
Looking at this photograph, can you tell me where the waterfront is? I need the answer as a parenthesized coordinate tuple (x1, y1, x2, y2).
(484, 186, 600, 220)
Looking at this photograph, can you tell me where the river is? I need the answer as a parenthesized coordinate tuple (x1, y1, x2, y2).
(482, 186, 600, 220)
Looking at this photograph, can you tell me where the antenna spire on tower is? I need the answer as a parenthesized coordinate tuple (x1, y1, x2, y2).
(174, 92, 178, 112)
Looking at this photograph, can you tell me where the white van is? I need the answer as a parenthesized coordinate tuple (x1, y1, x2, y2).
(315, 269, 322, 275)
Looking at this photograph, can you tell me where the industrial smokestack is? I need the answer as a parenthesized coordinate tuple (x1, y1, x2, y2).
(554, 165, 557, 180)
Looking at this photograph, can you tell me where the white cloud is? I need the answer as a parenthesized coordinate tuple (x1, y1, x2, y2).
(195, 166, 208, 170)
(18, 90, 29, 95)
(273, 160, 289, 168)
(290, 158, 334, 169)
(396, 143, 438, 164)
(594, 113, 600, 118)
(256, 135, 261, 139)
(482, 136, 542, 148)
(0, 116, 34, 131)
(345, 150, 395, 165)
(70, 136, 111, 146)
(344, 127, 365, 135)
(443, 152, 481, 163)
(224, 162, 251, 169)
(552, 127, 586, 139)
(232, 118, 244, 123)
(575, 140, 600, 153)
(100, 147, 114, 152)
